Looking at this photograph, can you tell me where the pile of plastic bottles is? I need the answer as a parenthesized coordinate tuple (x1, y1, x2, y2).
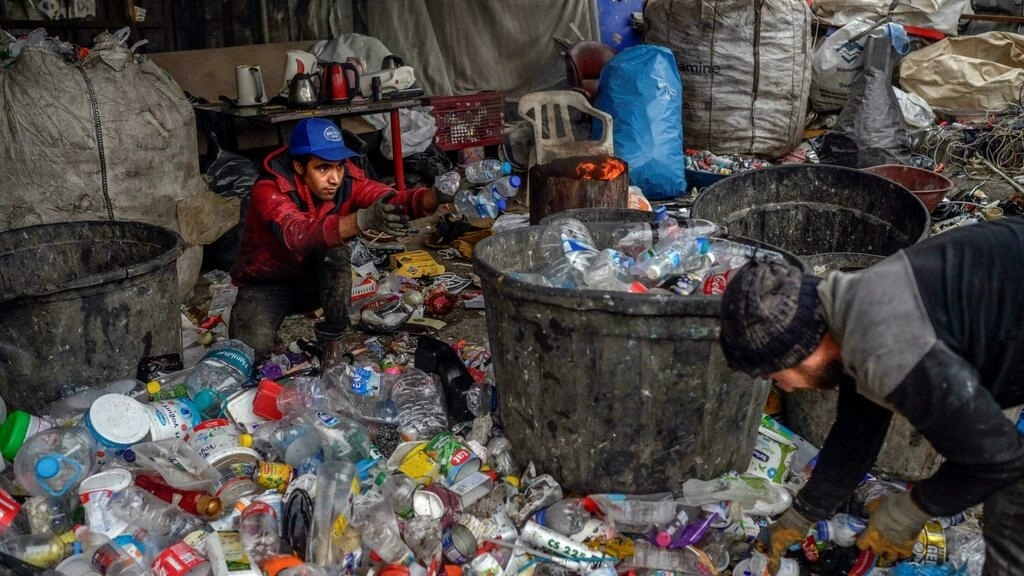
(684, 149, 773, 177)
(512, 211, 785, 296)
(0, 331, 990, 576)
(435, 160, 521, 220)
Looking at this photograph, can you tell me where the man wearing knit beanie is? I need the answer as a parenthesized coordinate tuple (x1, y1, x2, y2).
(720, 216, 1024, 576)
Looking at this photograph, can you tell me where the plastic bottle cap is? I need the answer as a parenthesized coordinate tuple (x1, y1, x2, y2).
(238, 434, 253, 448)
(816, 520, 829, 542)
(384, 367, 402, 375)
(496, 198, 507, 212)
(252, 379, 284, 420)
(653, 206, 668, 222)
(122, 449, 136, 463)
(35, 455, 61, 479)
(261, 554, 303, 576)
(500, 161, 512, 175)
(0, 411, 32, 461)
(509, 175, 522, 188)
(198, 494, 224, 518)
(146, 381, 161, 395)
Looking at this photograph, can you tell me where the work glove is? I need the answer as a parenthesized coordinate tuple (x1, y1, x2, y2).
(760, 507, 812, 574)
(356, 191, 410, 235)
(856, 491, 931, 562)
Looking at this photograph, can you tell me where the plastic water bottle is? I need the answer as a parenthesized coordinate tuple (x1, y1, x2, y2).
(483, 175, 522, 199)
(49, 379, 147, 420)
(581, 249, 646, 293)
(454, 189, 505, 219)
(486, 434, 520, 478)
(14, 426, 98, 498)
(184, 339, 254, 418)
(312, 459, 359, 566)
(388, 368, 448, 441)
(463, 159, 512, 184)
(0, 531, 72, 568)
(321, 363, 395, 424)
(586, 495, 682, 531)
(632, 236, 711, 282)
(308, 411, 371, 463)
(434, 170, 461, 198)
(106, 486, 202, 538)
(353, 499, 414, 564)
(239, 501, 289, 566)
(815, 513, 867, 547)
(535, 498, 589, 536)
(628, 541, 716, 573)
(654, 508, 691, 547)
(477, 190, 507, 217)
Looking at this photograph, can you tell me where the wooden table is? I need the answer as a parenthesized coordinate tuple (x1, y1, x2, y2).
(195, 96, 424, 191)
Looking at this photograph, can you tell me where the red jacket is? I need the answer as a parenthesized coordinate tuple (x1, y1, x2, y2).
(231, 146, 431, 283)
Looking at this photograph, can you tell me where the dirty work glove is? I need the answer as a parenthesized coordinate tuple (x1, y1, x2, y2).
(760, 507, 812, 574)
(356, 191, 410, 235)
(856, 491, 931, 562)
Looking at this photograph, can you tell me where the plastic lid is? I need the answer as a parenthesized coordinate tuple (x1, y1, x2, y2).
(261, 553, 303, 576)
(122, 449, 136, 463)
(653, 205, 668, 222)
(252, 379, 284, 420)
(696, 237, 710, 254)
(78, 467, 133, 495)
(238, 434, 253, 448)
(198, 494, 224, 518)
(146, 381, 161, 395)
(87, 395, 150, 447)
(0, 411, 32, 461)
(35, 455, 60, 479)
(500, 161, 512, 175)
(508, 175, 522, 188)
(816, 520, 829, 542)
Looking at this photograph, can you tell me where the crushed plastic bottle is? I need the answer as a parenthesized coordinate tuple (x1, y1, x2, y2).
(388, 367, 448, 441)
(434, 170, 462, 198)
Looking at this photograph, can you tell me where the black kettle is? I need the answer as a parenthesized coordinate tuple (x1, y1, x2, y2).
(287, 72, 319, 109)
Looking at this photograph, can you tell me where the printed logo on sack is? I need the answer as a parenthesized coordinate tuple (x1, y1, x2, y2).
(838, 41, 863, 64)
(323, 125, 343, 142)
(680, 62, 721, 75)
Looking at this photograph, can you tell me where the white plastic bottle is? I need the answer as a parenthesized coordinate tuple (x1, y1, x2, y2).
(463, 159, 512, 184)
(815, 513, 867, 547)
(184, 339, 254, 418)
(483, 175, 522, 199)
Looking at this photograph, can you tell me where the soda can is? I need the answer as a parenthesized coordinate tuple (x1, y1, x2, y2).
(913, 520, 947, 565)
(441, 524, 477, 565)
(253, 461, 293, 493)
(424, 431, 481, 484)
(413, 484, 464, 528)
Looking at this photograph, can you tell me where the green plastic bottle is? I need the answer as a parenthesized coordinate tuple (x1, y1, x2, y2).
(0, 411, 54, 462)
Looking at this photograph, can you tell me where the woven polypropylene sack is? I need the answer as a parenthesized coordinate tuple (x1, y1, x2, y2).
(645, 0, 814, 158)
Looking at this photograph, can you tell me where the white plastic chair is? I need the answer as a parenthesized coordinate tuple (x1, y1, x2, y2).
(518, 90, 614, 166)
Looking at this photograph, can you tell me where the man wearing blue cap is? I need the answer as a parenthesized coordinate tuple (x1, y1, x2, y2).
(230, 118, 442, 357)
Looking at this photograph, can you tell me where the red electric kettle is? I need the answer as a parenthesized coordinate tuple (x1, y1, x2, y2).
(320, 62, 360, 104)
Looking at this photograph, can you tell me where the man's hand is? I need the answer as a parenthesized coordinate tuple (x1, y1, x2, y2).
(760, 507, 811, 574)
(356, 191, 410, 235)
(856, 491, 931, 562)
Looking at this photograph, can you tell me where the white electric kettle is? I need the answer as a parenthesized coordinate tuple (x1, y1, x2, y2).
(358, 66, 417, 98)
(280, 50, 318, 96)
(235, 65, 268, 106)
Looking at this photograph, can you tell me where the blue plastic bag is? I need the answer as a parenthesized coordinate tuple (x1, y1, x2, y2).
(594, 45, 686, 199)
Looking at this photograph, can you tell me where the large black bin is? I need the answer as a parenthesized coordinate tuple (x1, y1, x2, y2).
(691, 165, 929, 257)
(692, 165, 939, 480)
(474, 221, 796, 494)
(0, 221, 184, 412)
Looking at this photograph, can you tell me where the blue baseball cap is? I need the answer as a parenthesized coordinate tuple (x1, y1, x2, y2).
(288, 118, 359, 162)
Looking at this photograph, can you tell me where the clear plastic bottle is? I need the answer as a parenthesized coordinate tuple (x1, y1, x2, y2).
(276, 376, 329, 417)
(307, 411, 371, 464)
(434, 170, 462, 198)
(0, 531, 71, 568)
(627, 541, 715, 573)
(72, 526, 149, 576)
(184, 339, 255, 419)
(535, 498, 589, 536)
(353, 498, 414, 564)
(483, 174, 522, 199)
(485, 434, 519, 478)
(475, 190, 506, 218)
(581, 249, 646, 293)
(388, 368, 448, 441)
(815, 513, 867, 547)
(311, 459, 358, 567)
(585, 495, 681, 531)
(463, 159, 512, 184)
(540, 218, 597, 264)
(106, 486, 202, 539)
(14, 426, 98, 497)
(321, 363, 395, 424)
(24, 495, 75, 535)
(632, 236, 711, 282)
(453, 188, 483, 218)
(239, 501, 286, 566)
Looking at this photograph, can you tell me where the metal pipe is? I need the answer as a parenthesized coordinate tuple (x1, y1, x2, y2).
(259, 0, 271, 44)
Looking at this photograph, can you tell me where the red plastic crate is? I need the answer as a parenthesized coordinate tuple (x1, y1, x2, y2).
(428, 92, 505, 151)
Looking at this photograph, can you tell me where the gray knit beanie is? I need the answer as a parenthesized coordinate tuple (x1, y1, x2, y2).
(720, 259, 827, 376)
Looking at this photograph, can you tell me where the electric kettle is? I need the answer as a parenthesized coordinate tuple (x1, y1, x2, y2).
(320, 62, 360, 104)
(287, 72, 320, 109)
